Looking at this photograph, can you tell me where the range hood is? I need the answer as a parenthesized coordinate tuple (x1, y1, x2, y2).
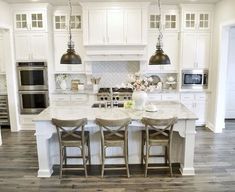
(81, 2, 149, 61)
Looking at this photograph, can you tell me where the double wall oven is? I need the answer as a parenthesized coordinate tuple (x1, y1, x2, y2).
(17, 62, 49, 114)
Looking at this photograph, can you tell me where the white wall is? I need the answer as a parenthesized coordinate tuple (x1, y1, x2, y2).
(0, 0, 12, 29)
(0, 0, 20, 132)
(208, 0, 235, 132)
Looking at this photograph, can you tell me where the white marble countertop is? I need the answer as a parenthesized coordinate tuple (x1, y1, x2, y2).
(34, 101, 198, 122)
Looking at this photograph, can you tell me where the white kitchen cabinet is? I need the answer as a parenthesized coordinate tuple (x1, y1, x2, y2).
(14, 33, 47, 61)
(86, 8, 143, 45)
(147, 32, 179, 73)
(147, 93, 179, 102)
(54, 14, 81, 31)
(181, 32, 210, 69)
(14, 11, 47, 31)
(180, 92, 208, 125)
(107, 9, 124, 44)
(149, 6, 179, 31)
(50, 94, 88, 105)
(88, 9, 106, 45)
(182, 11, 211, 32)
(54, 32, 85, 72)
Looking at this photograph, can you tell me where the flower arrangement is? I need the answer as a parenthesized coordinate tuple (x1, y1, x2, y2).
(127, 73, 153, 92)
(56, 74, 69, 84)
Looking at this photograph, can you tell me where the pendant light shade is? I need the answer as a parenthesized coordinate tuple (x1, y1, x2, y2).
(149, 0, 170, 65)
(149, 44, 170, 65)
(60, 41, 82, 64)
(60, 0, 82, 65)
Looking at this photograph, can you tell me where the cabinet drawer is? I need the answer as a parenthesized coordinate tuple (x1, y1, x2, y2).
(162, 93, 179, 101)
(195, 93, 207, 101)
(180, 93, 194, 101)
(70, 94, 88, 102)
(51, 95, 70, 102)
(148, 94, 162, 101)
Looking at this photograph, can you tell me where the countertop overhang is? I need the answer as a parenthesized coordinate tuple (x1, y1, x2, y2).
(34, 101, 198, 122)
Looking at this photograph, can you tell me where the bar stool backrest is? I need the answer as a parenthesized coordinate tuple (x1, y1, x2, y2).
(141, 117, 178, 142)
(52, 118, 88, 145)
(95, 118, 131, 140)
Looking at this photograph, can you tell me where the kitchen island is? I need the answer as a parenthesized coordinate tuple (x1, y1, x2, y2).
(34, 101, 197, 177)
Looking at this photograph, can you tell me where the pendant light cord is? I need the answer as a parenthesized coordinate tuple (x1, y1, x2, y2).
(157, 0, 163, 48)
(68, 0, 72, 46)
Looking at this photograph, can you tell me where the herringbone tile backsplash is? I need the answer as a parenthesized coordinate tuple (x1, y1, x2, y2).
(92, 61, 140, 87)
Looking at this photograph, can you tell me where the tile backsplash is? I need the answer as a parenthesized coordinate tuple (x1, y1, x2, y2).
(0, 75, 7, 90)
(92, 61, 140, 87)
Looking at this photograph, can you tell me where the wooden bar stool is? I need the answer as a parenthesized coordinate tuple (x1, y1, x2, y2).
(52, 118, 91, 178)
(141, 117, 177, 177)
(95, 118, 131, 178)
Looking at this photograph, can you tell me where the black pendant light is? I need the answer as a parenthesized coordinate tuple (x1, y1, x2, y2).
(149, 0, 171, 65)
(60, 0, 82, 64)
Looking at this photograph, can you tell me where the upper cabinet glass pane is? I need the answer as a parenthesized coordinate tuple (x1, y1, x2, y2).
(149, 14, 160, 29)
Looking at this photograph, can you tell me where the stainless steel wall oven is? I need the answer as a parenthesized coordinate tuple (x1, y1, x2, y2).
(17, 62, 49, 114)
(17, 62, 48, 91)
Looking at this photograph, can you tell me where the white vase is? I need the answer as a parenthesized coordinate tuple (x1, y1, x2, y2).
(132, 91, 148, 110)
(60, 79, 67, 90)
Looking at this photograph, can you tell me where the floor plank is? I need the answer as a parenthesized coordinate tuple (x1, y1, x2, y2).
(0, 122, 235, 191)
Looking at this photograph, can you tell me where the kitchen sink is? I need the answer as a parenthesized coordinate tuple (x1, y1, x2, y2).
(91, 103, 124, 108)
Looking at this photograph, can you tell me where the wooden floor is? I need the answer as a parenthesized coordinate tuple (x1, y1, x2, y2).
(0, 121, 235, 192)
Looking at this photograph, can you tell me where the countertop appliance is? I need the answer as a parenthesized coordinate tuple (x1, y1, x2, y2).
(182, 69, 208, 89)
(17, 62, 49, 114)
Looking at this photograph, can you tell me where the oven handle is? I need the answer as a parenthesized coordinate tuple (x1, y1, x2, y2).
(19, 91, 49, 94)
(17, 67, 47, 70)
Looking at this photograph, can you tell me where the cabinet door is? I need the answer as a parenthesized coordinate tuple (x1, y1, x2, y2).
(107, 9, 124, 44)
(54, 14, 67, 31)
(181, 33, 197, 69)
(14, 12, 29, 31)
(183, 12, 196, 31)
(196, 33, 210, 69)
(195, 101, 207, 125)
(31, 33, 47, 60)
(198, 12, 211, 31)
(88, 9, 106, 45)
(54, 34, 69, 72)
(161, 33, 179, 71)
(0, 34, 5, 73)
(125, 9, 142, 44)
(14, 34, 30, 61)
(164, 13, 178, 31)
(30, 12, 45, 31)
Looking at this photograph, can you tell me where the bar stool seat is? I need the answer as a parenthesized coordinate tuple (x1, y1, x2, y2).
(52, 118, 91, 178)
(95, 118, 131, 178)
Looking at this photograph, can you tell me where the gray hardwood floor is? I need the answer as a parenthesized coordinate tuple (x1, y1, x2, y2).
(0, 121, 235, 192)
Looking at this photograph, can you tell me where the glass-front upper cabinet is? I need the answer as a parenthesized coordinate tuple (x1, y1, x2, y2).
(182, 11, 211, 31)
(149, 9, 178, 31)
(54, 14, 81, 31)
(14, 11, 46, 31)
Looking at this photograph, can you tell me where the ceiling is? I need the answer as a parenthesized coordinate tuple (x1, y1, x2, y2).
(3, 0, 221, 6)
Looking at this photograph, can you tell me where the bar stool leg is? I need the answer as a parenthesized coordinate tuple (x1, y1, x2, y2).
(145, 145, 150, 177)
(164, 146, 168, 165)
(81, 147, 87, 177)
(101, 146, 105, 178)
(64, 148, 67, 166)
(124, 143, 130, 178)
(59, 147, 64, 178)
(87, 135, 91, 165)
(168, 145, 173, 177)
(141, 132, 144, 165)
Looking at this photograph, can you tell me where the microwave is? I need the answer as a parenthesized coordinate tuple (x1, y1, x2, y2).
(182, 70, 208, 89)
